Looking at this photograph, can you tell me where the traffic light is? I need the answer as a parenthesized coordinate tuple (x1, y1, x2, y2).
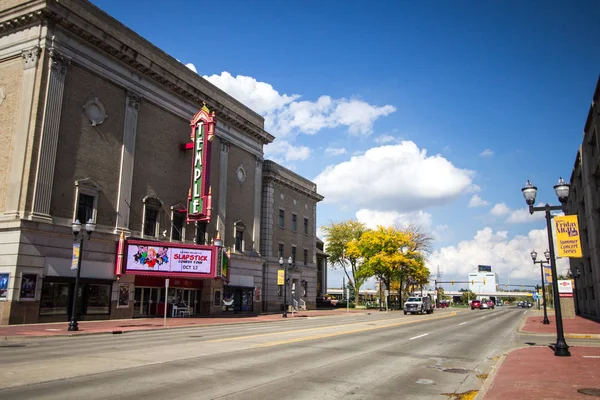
(451, 280, 454, 285)
(471, 280, 474, 285)
(483, 278, 486, 284)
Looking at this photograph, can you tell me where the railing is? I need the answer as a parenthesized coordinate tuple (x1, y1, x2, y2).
(299, 299, 306, 310)
(292, 299, 299, 311)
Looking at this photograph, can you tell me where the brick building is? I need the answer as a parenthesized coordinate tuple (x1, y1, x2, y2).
(0, 0, 323, 324)
(565, 76, 600, 322)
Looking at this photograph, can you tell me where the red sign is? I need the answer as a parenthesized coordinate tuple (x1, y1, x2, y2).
(119, 239, 218, 279)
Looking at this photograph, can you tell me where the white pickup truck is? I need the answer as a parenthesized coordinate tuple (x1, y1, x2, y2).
(403, 296, 434, 315)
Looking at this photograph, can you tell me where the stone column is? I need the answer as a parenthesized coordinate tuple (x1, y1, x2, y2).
(115, 92, 141, 231)
(31, 48, 71, 220)
(252, 156, 263, 252)
(260, 179, 274, 257)
(216, 139, 230, 238)
(4, 47, 40, 218)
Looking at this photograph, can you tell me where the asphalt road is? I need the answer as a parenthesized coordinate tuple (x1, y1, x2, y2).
(0, 307, 531, 399)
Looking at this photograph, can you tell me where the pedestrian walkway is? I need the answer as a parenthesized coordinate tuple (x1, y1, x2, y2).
(0, 309, 371, 339)
(520, 313, 600, 338)
(483, 346, 600, 400)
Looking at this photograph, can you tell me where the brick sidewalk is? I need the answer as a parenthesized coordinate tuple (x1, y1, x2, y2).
(483, 346, 600, 400)
(0, 309, 371, 338)
(520, 314, 600, 337)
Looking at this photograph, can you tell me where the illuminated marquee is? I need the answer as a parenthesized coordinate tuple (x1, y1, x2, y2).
(188, 103, 216, 222)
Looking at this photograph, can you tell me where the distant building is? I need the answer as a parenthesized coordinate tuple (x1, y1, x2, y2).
(565, 76, 600, 322)
(468, 269, 499, 294)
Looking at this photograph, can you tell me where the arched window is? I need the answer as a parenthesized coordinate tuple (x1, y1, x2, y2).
(142, 196, 163, 238)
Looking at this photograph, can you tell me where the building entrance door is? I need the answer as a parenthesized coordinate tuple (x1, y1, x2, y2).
(134, 287, 162, 317)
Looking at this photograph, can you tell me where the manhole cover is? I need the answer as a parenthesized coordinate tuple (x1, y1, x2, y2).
(0, 344, 26, 348)
(443, 368, 470, 374)
(578, 388, 600, 397)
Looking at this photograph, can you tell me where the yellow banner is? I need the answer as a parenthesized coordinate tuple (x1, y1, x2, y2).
(277, 270, 285, 285)
(554, 215, 582, 258)
(544, 267, 553, 283)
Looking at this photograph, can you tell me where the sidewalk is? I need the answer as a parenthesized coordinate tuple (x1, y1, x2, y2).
(483, 346, 600, 400)
(520, 313, 600, 338)
(0, 309, 371, 339)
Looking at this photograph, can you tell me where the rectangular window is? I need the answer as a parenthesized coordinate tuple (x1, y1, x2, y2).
(304, 249, 308, 265)
(171, 211, 185, 241)
(278, 243, 284, 259)
(77, 194, 95, 224)
(235, 229, 244, 252)
(292, 246, 296, 264)
(279, 209, 285, 228)
(40, 282, 69, 316)
(292, 214, 297, 231)
(304, 218, 309, 234)
(144, 208, 158, 237)
(195, 222, 207, 245)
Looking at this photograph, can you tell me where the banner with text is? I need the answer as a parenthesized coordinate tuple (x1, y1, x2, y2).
(126, 243, 212, 275)
(554, 215, 582, 258)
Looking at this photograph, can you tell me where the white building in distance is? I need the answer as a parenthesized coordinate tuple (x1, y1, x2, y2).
(468, 265, 499, 294)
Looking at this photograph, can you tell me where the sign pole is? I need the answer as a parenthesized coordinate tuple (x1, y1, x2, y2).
(164, 278, 169, 327)
(346, 287, 349, 313)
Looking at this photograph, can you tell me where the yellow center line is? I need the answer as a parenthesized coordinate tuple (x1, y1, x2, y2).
(206, 312, 457, 343)
(254, 311, 457, 348)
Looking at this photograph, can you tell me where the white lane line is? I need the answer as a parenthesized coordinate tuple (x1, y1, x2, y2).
(480, 316, 486, 319)
(583, 356, 600, 358)
(458, 321, 468, 326)
(524, 311, 528, 315)
(409, 333, 429, 341)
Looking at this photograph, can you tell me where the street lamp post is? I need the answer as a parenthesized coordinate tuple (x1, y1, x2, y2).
(530, 249, 551, 325)
(68, 219, 95, 331)
(521, 178, 570, 357)
(279, 256, 292, 318)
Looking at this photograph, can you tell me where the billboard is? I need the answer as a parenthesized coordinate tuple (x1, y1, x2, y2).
(124, 240, 215, 278)
(557, 279, 573, 297)
(555, 215, 582, 258)
(478, 265, 492, 272)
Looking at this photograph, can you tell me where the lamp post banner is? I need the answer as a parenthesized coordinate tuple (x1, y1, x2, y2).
(277, 270, 285, 285)
(554, 215, 582, 258)
(71, 242, 80, 270)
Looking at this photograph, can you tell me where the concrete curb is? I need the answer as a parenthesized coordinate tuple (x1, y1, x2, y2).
(475, 352, 508, 400)
(1, 311, 374, 341)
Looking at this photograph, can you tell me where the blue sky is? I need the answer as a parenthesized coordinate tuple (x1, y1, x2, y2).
(92, 0, 600, 290)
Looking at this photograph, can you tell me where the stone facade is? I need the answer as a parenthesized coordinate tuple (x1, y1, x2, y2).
(0, 0, 323, 324)
(565, 76, 600, 322)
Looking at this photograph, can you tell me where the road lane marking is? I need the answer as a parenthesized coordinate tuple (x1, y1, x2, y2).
(524, 311, 527, 315)
(253, 312, 458, 348)
(458, 322, 468, 326)
(409, 333, 429, 340)
(480, 316, 486, 319)
(583, 356, 600, 358)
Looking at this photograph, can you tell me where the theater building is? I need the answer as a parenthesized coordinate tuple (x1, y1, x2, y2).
(0, 0, 323, 325)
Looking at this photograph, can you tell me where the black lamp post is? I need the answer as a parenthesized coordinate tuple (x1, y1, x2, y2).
(68, 218, 95, 331)
(279, 256, 292, 318)
(521, 178, 570, 357)
(530, 249, 551, 325)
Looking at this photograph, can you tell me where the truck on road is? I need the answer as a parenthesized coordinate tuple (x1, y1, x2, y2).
(403, 295, 434, 315)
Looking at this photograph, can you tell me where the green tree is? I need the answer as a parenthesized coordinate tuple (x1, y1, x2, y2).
(460, 290, 476, 304)
(321, 220, 369, 305)
(437, 287, 448, 301)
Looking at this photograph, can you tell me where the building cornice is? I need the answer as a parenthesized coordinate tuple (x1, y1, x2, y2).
(263, 160, 324, 202)
(0, 0, 275, 145)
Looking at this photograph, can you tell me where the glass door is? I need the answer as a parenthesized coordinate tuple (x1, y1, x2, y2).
(134, 288, 143, 317)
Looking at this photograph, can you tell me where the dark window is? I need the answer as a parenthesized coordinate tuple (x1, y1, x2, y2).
(77, 194, 94, 224)
(292, 214, 297, 231)
(40, 282, 69, 316)
(279, 210, 284, 228)
(292, 246, 296, 264)
(278, 243, 284, 259)
(171, 211, 185, 241)
(195, 222, 207, 245)
(304, 249, 308, 265)
(144, 208, 158, 237)
(304, 218, 309, 234)
(86, 284, 111, 315)
(235, 229, 244, 252)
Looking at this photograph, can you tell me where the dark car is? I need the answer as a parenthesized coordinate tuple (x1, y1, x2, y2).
(471, 300, 481, 310)
(486, 300, 495, 309)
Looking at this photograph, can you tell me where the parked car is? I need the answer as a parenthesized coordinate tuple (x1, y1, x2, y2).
(439, 300, 450, 308)
(486, 300, 495, 309)
(471, 300, 482, 310)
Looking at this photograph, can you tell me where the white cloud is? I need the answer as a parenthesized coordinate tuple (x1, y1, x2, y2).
(374, 134, 396, 144)
(185, 63, 197, 73)
(355, 209, 432, 231)
(469, 194, 489, 207)
(314, 141, 474, 211)
(466, 184, 481, 193)
(479, 149, 494, 157)
(506, 207, 546, 224)
(490, 203, 511, 216)
(264, 140, 311, 162)
(427, 227, 570, 283)
(201, 71, 395, 136)
(432, 224, 454, 242)
(325, 147, 347, 156)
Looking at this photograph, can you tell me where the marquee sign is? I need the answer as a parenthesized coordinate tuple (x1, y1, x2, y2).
(119, 240, 217, 278)
(188, 103, 216, 222)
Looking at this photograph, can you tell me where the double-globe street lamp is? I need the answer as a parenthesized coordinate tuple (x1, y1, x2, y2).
(521, 178, 570, 357)
(530, 249, 551, 325)
(68, 219, 95, 331)
(279, 256, 292, 318)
